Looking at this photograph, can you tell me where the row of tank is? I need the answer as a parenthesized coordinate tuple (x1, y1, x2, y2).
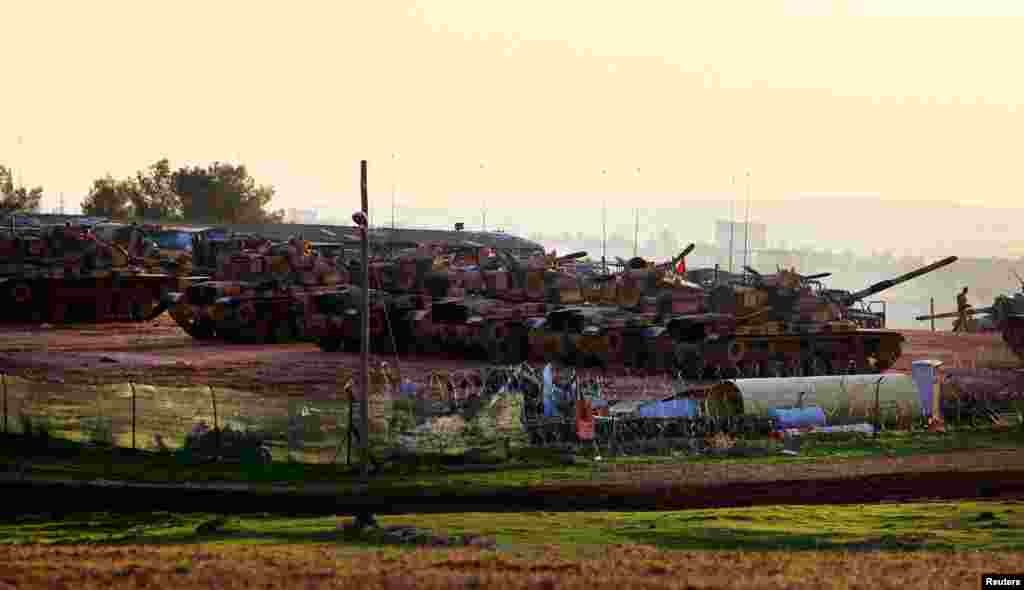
(143, 226, 976, 379)
(11, 221, 1019, 379)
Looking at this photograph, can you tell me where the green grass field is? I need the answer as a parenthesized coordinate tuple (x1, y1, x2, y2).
(4, 501, 1023, 553)
(4, 426, 1024, 492)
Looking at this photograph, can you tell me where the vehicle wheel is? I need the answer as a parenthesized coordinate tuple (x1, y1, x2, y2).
(270, 319, 294, 343)
(188, 319, 217, 340)
(318, 337, 342, 352)
(257, 446, 272, 465)
(486, 324, 522, 365)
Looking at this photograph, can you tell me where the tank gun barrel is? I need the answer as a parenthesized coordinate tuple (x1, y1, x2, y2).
(555, 251, 588, 263)
(654, 243, 696, 270)
(844, 256, 958, 304)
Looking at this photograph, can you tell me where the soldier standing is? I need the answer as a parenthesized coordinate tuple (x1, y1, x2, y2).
(954, 287, 971, 333)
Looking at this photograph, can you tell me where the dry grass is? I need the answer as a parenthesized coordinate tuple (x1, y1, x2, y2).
(0, 543, 1017, 589)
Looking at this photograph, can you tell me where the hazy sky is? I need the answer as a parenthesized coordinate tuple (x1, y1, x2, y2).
(3, 1, 1023, 224)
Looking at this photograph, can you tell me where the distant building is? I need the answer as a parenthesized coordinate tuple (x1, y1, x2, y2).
(286, 208, 318, 224)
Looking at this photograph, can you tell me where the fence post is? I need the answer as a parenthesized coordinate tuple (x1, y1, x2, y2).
(873, 377, 884, 439)
(209, 385, 220, 455)
(347, 387, 354, 467)
(129, 380, 137, 450)
(2, 371, 7, 436)
(930, 298, 935, 332)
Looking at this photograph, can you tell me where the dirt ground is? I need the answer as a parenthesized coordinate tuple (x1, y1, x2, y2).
(0, 317, 687, 398)
(5, 320, 1024, 516)
(0, 321, 1020, 399)
(3, 543, 1017, 590)
(891, 328, 1020, 371)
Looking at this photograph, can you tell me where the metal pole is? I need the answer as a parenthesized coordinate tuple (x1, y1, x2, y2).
(2, 371, 7, 435)
(602, 198, 607, 275)
(480, 160, 487, 233)
(729, 175, 735, 273)
(391, 152, 399, 257)
(633, 208, 639, 258)
(743, 170, 751, 274)
(632, 168, 640, 258)
(359, 160, 371, 480)
(930, 298, 935, 332)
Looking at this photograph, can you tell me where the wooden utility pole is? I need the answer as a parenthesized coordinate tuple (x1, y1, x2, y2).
(359, 160, 371, 480)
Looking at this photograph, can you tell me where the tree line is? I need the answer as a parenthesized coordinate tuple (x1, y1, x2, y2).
(1, 159, 284, 224)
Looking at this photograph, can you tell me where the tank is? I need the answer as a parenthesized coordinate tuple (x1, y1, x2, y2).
(0, 223, 196, 323)
(915, 287, 1024, 360)
(164, 232, 349, 342)
(524, 305, 663, 369)
(658, 256, 959, 379)
(516, 247, 703, 372)
(307, 242, 563, 357)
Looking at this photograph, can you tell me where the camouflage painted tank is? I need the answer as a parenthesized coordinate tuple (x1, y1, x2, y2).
(518, 247, 703, 372)
(409, 295, 547, 362)
(306, 242, 541, 357)
(524, 305, 662, 369)
(306, 284, 429, 353)
(402, 248, 593, 361)
(658, 256, 959, 379)
(0, 223, 194, 323)
(164, 234, 349, 342)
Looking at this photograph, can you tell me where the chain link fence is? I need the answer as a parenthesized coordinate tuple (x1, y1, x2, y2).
(0, 366, 537, 466)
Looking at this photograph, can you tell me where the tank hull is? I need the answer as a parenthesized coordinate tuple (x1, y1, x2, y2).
(168, 285, 342, 343)
(1001, 316, 1024, 361)
(1, 273, 193, 323)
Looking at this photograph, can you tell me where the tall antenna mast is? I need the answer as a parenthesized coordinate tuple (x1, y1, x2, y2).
(633, 208, 639, 258)
(633, 167, 641, 258)
(602, 197, 607, 274)
(600, 168, 608, 273)
(479, 160, 488, 232)
(729, 175, 736, 274)
(391, 152, 399, 257)
(742, 169, 752, 274)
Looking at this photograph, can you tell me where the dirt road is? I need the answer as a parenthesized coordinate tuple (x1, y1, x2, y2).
(0, 321, 1019, 398)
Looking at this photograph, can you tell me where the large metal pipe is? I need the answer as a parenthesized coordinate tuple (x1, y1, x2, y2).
(711, 373, 922, 422)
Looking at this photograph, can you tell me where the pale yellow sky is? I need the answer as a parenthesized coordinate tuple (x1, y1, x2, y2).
(2, 0, 1023, 216)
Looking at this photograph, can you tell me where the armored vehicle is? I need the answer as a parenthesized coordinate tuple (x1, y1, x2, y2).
(658, 256, 959, 378)
(163, 234, 348, 342)
(0, 223, 196, 323)
(916, 287, 1024, 361)
(306, 243, 579, 357)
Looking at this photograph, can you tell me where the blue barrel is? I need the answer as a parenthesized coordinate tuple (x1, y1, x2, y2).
(639, 398, 699, 418)
(767, 406, 826, 429)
